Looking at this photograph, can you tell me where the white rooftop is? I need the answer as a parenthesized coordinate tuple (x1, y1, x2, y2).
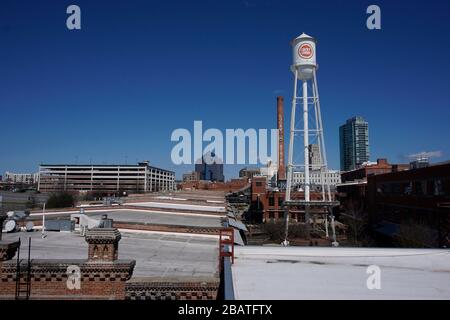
(127, 201, 225, 212)
(232, 246, 450, 300)
(3, 230, 219, 278)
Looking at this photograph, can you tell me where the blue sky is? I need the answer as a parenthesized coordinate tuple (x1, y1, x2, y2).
(1, 0, 450, 179)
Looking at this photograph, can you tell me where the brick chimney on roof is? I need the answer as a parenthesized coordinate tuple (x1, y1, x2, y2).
(85, 228, 121, 262)
(277, 96, 286, 180)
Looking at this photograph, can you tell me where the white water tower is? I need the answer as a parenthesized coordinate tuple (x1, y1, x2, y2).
(290, 33, 317, 80)
(283, 33, 338, 246)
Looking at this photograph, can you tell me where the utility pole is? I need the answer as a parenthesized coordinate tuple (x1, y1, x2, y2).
(41, 202, 47, 238)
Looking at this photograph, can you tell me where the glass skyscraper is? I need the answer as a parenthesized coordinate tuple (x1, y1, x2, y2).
(194, 151, 225, 182)
(339, 116, 369, 171)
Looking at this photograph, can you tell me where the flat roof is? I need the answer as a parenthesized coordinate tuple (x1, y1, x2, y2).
(127, 201, 226, 212)
(29, 209, 223, 228)
(88, 210, 223, 228)
(232, 246, 450, 300)
(3, 230, 219, 278)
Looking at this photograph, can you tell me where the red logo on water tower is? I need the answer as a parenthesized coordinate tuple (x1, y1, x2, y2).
(298, 43, 313, 59)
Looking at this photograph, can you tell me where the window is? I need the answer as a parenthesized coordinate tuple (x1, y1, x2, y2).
(443, 179, 450, 195)
(256, 182, 262, 187)
(434, 179, 444, 196)
(268, 197, 275, 206)
(278, 197, 284, 207)
(413, 180, 426, 195)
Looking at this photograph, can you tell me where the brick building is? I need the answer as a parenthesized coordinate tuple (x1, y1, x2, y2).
(0, 226, 135, 300)
(179, 178, 249, 193)
(337, 159, 409, 221)
(238, 167, 261, 179)
(0, 216, 220, 300)
(182, 171, 201, 182)
(250, 176, 331, 223)
(368, 162, 450, 247)
(341, 158, 408, 183)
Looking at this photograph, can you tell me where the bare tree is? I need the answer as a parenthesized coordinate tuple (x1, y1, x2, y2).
(341, 199, 372, 246)
(397, 222, 438, 248)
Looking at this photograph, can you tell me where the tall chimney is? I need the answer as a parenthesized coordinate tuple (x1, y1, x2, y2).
(277, 96, 286, 180)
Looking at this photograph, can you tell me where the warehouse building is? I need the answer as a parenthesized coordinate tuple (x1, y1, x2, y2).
(37, 161, 175, 194)
(368, 161, 450, 247)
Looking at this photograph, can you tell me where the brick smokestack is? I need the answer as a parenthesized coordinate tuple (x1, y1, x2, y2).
(277, 96, 286, 180)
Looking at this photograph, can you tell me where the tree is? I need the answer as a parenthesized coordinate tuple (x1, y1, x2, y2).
(397, 222, 438, 248)
(46, 192, 76, 209)
(340, 200, 372, 246)
(263, 220, 308, 242)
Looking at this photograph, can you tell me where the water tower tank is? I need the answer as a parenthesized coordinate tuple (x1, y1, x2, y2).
(291, 33, 317, 80)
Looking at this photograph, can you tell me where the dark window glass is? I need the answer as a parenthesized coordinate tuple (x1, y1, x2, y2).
(269, 197, 275, 206)
(278, 197, 284, 207)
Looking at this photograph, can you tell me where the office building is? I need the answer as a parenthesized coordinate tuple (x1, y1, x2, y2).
(292, 170, 341, 190)
(195, 152, 224, 182)
(182, 171, 201, 182)
(308, 144, 321, 168)
(38, 161, 175, 194)
(4, 172, 39, 185)
(410, 157, 430, 169)
(339, 116, 370, 171)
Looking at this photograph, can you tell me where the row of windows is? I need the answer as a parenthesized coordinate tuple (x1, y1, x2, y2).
(293, 179, 341, 184)
(377, 178, 450, 196)
(267, 212, 302, 220)
(268, 197, 284, 207)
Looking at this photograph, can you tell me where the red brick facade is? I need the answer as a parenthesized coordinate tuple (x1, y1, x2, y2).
(341, 158, 409, 183)
(0, 227, 221, 300)
(179, 178, 249, 192)
(126, 278, 219, 300)
(251, 176, 332, 223)
(0, 260, 135, 300)
(0, 228, 135, 300)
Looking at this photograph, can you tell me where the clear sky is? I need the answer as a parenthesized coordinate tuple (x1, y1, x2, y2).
(1, 0, 450, 180)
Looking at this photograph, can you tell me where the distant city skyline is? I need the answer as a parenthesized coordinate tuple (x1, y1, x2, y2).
(1, 0, 450, 179)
